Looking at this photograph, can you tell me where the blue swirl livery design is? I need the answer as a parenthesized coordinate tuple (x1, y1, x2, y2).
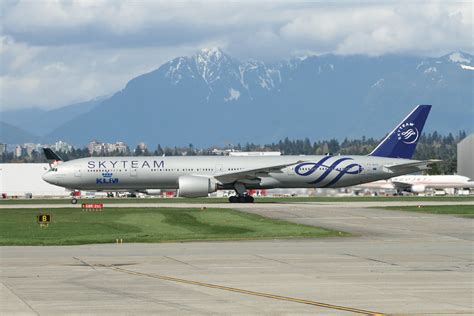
(96, 172, 119, 184)
(295, 156, 363, 187)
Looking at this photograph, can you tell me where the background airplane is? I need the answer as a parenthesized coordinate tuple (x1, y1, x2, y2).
(42, 104, 438, 203)
(357, 174, 474, 194)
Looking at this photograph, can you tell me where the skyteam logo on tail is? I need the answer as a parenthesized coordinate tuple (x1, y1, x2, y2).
(369, 104, 431, 159)
(397, 122, 419, 144)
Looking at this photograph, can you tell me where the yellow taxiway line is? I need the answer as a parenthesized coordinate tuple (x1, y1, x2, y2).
(111, 266, 385, 315)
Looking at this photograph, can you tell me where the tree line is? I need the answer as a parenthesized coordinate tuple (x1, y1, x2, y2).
(1, 130, 467, 175)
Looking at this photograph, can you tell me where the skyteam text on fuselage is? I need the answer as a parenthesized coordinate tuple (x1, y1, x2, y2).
(42, 104, 438, 203)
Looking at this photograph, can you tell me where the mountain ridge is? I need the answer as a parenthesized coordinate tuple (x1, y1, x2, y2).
(4, 49, 473, 147)
(1, 96, 107, 137)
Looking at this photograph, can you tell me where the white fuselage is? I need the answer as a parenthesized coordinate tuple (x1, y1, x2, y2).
(391, 175, 474, 189)
(42, 155, 424, 192)
(357, 175, 474, 192)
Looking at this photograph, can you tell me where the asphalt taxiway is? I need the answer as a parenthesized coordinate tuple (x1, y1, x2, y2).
(1, 201, 473, 315)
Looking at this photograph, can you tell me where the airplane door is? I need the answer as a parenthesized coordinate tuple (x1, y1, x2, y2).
(74, 165, 82, 177)
(130, 168, 137, 177)
(215, 164, 223, 174)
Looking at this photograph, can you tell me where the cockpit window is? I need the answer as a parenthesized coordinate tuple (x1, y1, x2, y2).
(51, 168, 58, 172)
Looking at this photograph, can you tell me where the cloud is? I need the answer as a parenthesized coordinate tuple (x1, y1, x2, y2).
(0, 1, 472, 110)
(279, 2, 472, 56)
(0, 35, 198, 109)
(2, 1, 267, 47)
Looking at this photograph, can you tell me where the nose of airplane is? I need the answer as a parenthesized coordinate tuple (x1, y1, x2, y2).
(42, 171, 54, 184)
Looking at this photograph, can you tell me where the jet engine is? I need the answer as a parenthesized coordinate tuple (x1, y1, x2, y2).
(178, 175, 217, 198)
(410, 184, 426, 193)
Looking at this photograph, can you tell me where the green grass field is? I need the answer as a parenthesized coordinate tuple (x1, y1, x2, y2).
(1, 195, 473, 205)
(0, 207, 344, 245)
(382, 204, 474, 217)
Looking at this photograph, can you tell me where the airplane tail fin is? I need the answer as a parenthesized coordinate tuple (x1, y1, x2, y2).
(369, 104, 431, 159)
(43, 148, 63, 168)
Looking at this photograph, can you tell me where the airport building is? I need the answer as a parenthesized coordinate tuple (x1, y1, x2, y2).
(457, 134, 473, 179)
(0, 163, 70, 197)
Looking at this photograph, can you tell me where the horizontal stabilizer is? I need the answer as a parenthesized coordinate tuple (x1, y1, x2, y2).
(383, 159, 441, 174)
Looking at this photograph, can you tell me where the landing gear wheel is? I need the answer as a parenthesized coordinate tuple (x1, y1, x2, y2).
(229, 196, 238, 203)
(228, 195, 254, 203)
(244, 195, 254, 203)
(71, 198, 78, 204)
(238, 196, 247, 203)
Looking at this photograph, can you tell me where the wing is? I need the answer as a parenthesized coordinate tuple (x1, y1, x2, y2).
(383, 159, 441, 174)
(390, 180, 412, 190)
(214, 161, 304, 183)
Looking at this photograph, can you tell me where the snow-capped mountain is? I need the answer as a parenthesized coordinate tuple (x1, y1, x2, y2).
(444, 51, 474, 72)
(162, 48, 284, 102)
(6, 49, 473, 146)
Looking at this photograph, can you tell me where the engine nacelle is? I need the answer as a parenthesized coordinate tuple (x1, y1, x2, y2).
(178, 175, 217, 198)
(411, 184, 426, 193)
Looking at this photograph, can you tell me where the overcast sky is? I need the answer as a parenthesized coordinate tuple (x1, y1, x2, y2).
(1, 0, 472, 111)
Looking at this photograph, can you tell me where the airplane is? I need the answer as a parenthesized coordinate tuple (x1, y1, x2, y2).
(42, 104, 438, 204)
(356, 174, 474, 194)
(390, 175, 474, 193)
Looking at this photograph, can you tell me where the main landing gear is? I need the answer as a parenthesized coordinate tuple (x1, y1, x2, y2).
(228, 182, 254, 203)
